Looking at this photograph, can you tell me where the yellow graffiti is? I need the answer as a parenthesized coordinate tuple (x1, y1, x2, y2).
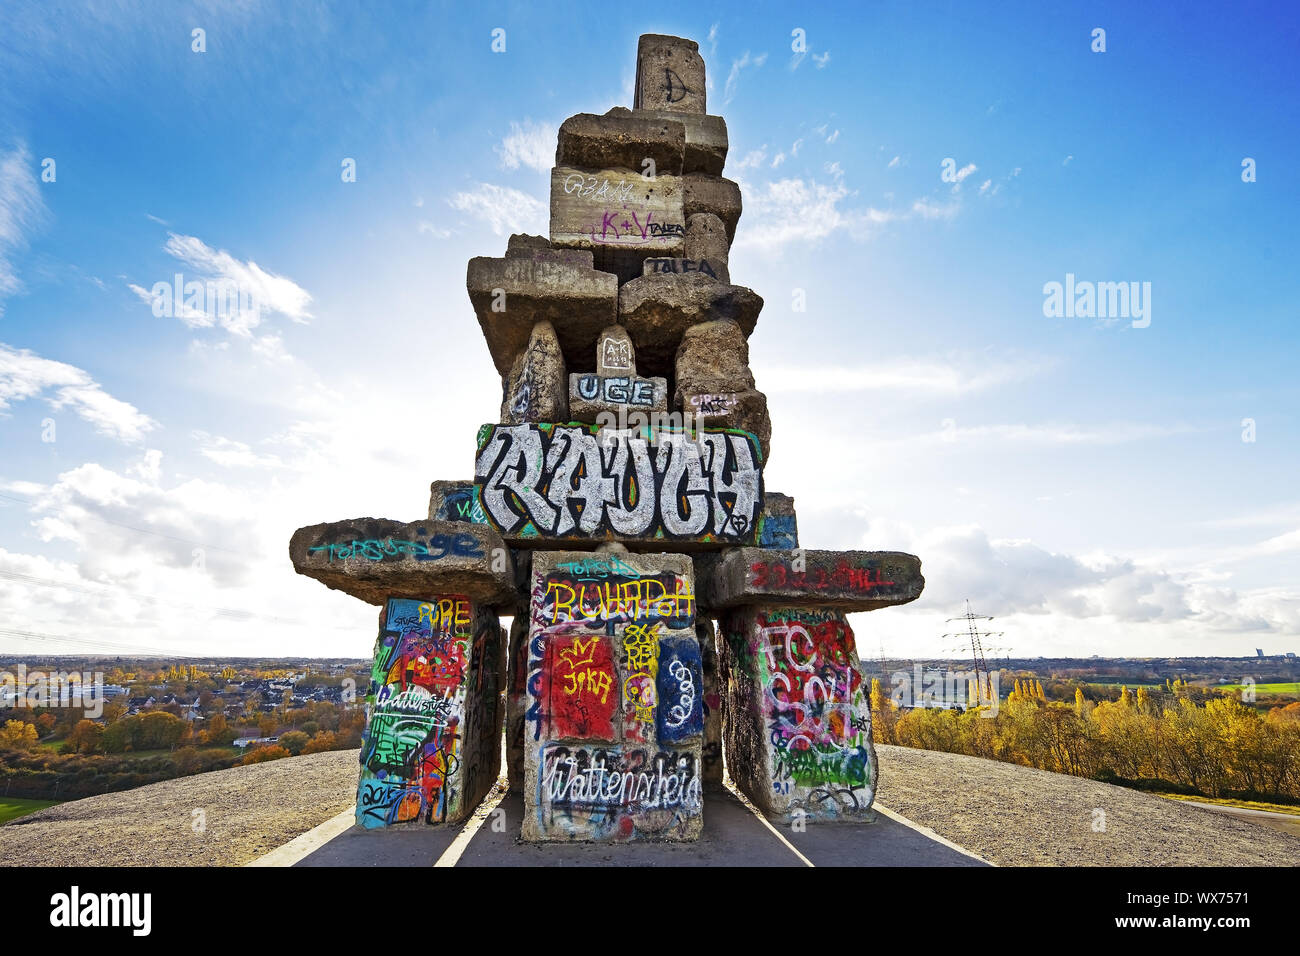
(545, 578, 695, 624)
(623, 623, 661, 677)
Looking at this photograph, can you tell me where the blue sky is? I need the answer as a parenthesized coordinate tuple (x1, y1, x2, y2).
(0, 0, 1296, 659)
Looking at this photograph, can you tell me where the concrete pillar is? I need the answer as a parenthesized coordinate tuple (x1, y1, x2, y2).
(719, 605, 876, 823)
(521, 550, 704, 841)
(355, 595, 504, 828)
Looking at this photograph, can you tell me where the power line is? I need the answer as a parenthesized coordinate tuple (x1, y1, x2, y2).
(0, 626, 184, 658)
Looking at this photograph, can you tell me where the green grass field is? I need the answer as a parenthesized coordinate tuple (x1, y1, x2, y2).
(0, 798, 61, 825)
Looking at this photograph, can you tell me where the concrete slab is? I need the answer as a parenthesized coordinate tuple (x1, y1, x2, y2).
(293, 820, 461, 867)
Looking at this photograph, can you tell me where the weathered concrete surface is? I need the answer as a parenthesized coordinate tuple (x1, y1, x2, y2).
(567, 324, 668, 423)
(687, 388, 771, 465)
(633, 34, 706, 114)
(500, 320, 568, 424)
(428, 479, 484, 524)
(474, 423, 764, 548)
(556, 110, 686, 176)
(700, 547, 924, 611)
(698, 619, 724, 791)
(522, 549, 704, 841)
(356, 595, 505, 828)
(674, 319, 755, 405)
(720, 606, 875, 823)
(642, 255, 729, 284)
(620, 274, 762, 376)
(549, 166, 685, 284)
(684, 174, 742, 242)
(289, 517, 516, 606)
(631, 109, 727, 176)
(755, 492, 799, 550)
(467, 254, 618, 376)
(684, 212, 730, 261)
(505, 614, 529, 792)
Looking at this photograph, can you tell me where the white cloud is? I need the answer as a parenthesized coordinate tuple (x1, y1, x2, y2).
(0, 343, 156, 442)
(128, 282, 211, 328)
(912, 197, 960, 220)
(733, 147, 768, 170)
(417, 220, 451, 239)
(953, 162, 977, 184)
(770, 152, 786, 169)
(0, 143, 46, 312)
(161, 232, 312, 329)
(193, 430, 283, 469)
(707, 22, 719, 57)
(813, 52, 831, 68)
(496, 119, 556, 173)
(724, 51, 767, 105)
(887, 155, 901, 168)
(448, 183, 547, 236)
(756, 356, 1051, 396)
(825, 129, 839, 144)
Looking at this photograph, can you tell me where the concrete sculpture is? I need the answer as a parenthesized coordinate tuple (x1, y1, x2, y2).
(291, 33, 924, 841)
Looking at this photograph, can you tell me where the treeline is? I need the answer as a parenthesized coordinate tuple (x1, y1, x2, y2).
(871, 683, 1300, 803)
(0, 748, 241, 801)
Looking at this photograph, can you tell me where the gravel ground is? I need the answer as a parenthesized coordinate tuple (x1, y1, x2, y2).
(2, 746, 1296, 866)
(0, 751, 358, 867)
(875, 745, 1300, 866)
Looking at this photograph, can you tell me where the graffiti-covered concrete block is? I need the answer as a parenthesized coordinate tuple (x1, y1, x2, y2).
(467, 253, 618, 376)
(698, 619, 724, 791)
(549, 166, 685, 282)
(642, 256, 729, 284)
(701, 548, 925, 612)
(474, 422, 764, 548)
(556, 110, 686, 177)
(567, 323, 668, 423)
(756, 492, 799, 550)
(501, 320, 568, 424)
(720, 606, 875, 823)
(620, 274, 762, 377)
(633, 34, 706, 114)
(522, 550, 704, 841)
(682, 387, 771, 465)
(289, 517, 516, 607)
(356, 595, 505, 828)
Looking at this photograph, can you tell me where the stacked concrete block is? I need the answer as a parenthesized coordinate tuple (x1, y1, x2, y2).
(567, 323, 668, 424)
(290, 32, 924, 843)
(522, 549, 704, 841)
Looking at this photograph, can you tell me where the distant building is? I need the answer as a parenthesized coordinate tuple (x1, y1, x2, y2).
(1256, 648, 1264, 658)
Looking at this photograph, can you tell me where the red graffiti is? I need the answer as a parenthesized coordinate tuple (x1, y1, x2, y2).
(541, 633, 617, 740)
(749, 559, 895, 592)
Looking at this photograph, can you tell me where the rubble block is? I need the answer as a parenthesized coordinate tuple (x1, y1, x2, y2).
(756, 492, 799, 550)
(467, 253, 618, 376)
(549, 165, 686, 283)
(474, 422, 765, 549)
(684, 388, 771, 465)
(556, 110, 686, 177)
(501, 320, 568, 424)
(428, 479, 485, 524)
(619, 274, 762, 377)
(697, 618, 724, 790)
(356, 594, 505, 828)
(522, 549, 704, 841)
(506, 614, 529, 791)
(568, 324, 668, 424)
(719, 606, 875, 822)
(700, 548, 925, 612)
(642, 256, 729, 284)
(631, 109, 728, 176)
(504, 234, 596, 268)
(674, 319, 755, 404)
(684, 212, 730, 262)
(289, 517, 516, 606)
(684, 174, 742, 243)
(634, 34, 707, 114)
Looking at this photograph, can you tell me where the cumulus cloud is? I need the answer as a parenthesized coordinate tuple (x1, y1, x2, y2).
(0, 343, 156, 442)
(496, 120, 556, 173)
(449, 183, 546, 236)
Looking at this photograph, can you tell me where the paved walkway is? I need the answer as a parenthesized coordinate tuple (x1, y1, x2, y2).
(288, 788, 989, 867)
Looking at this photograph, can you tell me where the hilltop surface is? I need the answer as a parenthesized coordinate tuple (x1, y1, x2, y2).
(0, 746, 1294, 866)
